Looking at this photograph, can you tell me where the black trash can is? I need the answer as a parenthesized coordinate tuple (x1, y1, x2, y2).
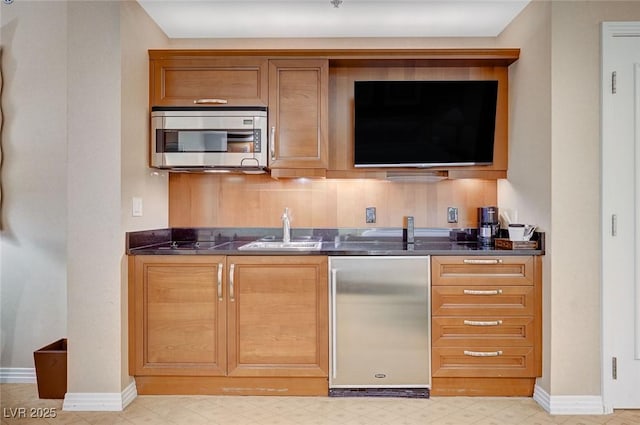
(33, 338, 67, 399)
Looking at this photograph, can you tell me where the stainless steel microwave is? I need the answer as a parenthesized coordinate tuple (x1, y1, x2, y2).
(151, 107, 268, 171)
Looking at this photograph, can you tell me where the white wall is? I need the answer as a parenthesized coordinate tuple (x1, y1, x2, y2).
(121, 1, 169, 234)
(119, 0, 170, 388)
(548, 0, 640, 397)
(499, 0, 640, 399)
(548, 1, 602, 397)
(66, 0, 169, 396)
(497, 0, 553, 392)
(1, 0, 68, 370)
(1, 1, 168, 398)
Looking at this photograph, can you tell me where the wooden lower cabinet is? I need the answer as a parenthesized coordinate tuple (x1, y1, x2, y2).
(129, 253, 541, 396)
(129, 255, 226, 377)
(129, 255, 328, 395)
(226, 256, 329, 378)
(430, 256, 542, 396)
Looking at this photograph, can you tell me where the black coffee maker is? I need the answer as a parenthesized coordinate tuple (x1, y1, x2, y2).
(478, 206, 499, 246)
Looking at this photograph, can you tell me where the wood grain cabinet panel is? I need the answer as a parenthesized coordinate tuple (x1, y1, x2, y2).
(268, 60, 329, 172)
(431, 286, 534, 316)
(150, 57, 268, 107)
(129, 254, 329, 395)
(432, 317, 535, 347)
(432, 346, 536, 378)
(149, 49, 518, 179)
(432, 256, 534, 286)
(129, 255, 226, 376)
(430, 255, 542, 396)
(226, 256, 329, 377)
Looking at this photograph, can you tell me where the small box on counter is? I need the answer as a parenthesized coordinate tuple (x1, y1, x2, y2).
(449, 228, 478, 242)
(494, 238, 539, 250)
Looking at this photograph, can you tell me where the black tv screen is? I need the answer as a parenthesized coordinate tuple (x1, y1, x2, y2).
(354, 80, 498, 168)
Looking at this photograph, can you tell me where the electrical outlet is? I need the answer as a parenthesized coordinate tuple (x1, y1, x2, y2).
(447, 207, 458, 223)
(366, 207, 376, 224)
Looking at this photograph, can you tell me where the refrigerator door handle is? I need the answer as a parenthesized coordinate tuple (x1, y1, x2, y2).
(330, 268, 338, 380)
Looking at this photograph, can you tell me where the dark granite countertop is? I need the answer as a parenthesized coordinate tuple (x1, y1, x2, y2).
(126, 227, 545, 256)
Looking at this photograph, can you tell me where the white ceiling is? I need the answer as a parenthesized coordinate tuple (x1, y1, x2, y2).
(137, 0, 532, 39)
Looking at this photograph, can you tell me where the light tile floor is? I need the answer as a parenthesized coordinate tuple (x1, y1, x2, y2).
(1, 384, 639, 425)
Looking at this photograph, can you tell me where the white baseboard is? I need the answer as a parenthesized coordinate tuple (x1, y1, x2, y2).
(534, 384, 607, 415)
(63, 381, 137, 412)
(0, 368, 36, 383)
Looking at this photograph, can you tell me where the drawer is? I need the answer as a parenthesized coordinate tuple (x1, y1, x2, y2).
(432, 346, 535, 378)
(432, 285, 534, 316)
(432, 317, 535, 347)
(432, 256, 534, 286)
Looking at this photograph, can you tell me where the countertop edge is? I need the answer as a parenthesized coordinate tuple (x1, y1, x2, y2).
(126, 227, 545, 256)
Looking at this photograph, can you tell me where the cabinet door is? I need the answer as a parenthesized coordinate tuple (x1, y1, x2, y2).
(268, 60, 328, 170)
(129, 255, 226, 376)
(150, 57, 268, 107)
(226, 256, 328, 377)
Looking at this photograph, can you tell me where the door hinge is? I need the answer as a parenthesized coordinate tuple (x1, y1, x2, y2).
(612, 356, 618, 380)
(612, 214, 618, 236)
(612, 71, 617, 94)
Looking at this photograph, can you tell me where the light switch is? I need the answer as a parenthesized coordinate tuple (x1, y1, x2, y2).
(132, 197, 143, 217)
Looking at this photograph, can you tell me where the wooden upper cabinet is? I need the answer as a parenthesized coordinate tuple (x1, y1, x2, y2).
(327, 66, 510, 179)
(149, 56, 268, 107)
(148, 49, 518, 179)
(268, 60, 329, 172)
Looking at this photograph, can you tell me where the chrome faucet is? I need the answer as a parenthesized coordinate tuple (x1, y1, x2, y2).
(282, 208, 291, 243)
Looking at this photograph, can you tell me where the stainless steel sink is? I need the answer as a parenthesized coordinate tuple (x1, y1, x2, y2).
(237, 240, 323, 251)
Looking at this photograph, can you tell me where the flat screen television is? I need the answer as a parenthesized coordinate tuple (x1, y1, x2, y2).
(353, 80, 498, 168)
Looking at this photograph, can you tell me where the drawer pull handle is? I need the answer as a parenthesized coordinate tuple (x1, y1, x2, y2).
(194, 98, 228, 104)
(463, 289, 503, 295)
(217, 263, 223, 301)
(463, 320, 503, 326)
(464, 350, 503, 357)
(463, 259, 503, 264)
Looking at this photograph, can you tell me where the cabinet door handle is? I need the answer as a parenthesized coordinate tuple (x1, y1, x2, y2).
(270, 126, 276, 161)
(463, 259, 503, 265)
(463, 320, 503, 326)
(194, 98, 228, 104)
(463, 289, 503, 295)
(217, 263, 223, 301)
(229, 263, 235, 302)
(464, 350, 503, 357)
